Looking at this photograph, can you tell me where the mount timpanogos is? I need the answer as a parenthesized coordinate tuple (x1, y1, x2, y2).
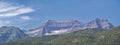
(26, 18, 113, 36)
(0, 18, 114, 43)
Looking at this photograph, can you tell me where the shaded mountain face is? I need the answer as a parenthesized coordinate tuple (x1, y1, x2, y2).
(0, 26, 27, 43)
(26, 18, 114, 36)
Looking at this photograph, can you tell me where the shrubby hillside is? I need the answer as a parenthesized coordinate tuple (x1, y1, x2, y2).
(1, 26, 120, 45)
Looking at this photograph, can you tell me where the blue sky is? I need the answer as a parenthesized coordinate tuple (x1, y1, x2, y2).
(0, 0, 120, 30)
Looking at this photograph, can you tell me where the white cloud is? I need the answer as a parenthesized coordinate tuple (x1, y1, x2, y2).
(0, 7, 34, 17)
(0, 1, 34, 17)
(0, 6, 20, 12)
(0, 1, 34, 27)
(20, 16, 31, 20)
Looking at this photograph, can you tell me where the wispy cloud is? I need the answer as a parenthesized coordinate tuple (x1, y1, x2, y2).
(0, 1, 34, 27)
(0, 1, 34, 17)
(20, 16, 31, 20)
(0, 7, 34, 17)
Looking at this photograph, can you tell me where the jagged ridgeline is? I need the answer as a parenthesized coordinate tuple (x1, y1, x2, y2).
(0, 18, 115, 44)
(26, 18, 113, 37)
(1, 26, 120, 45)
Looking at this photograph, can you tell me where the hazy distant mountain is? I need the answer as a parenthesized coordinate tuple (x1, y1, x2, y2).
(26, 18, 114, 36)
(0, 26, 27, 43)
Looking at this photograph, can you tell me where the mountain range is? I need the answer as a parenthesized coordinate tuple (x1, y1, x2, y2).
(0, 18, 114, 43)
(26, 18, 113, 36)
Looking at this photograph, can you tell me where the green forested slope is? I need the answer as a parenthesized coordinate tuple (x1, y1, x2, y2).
(1, 26, 120, 45)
